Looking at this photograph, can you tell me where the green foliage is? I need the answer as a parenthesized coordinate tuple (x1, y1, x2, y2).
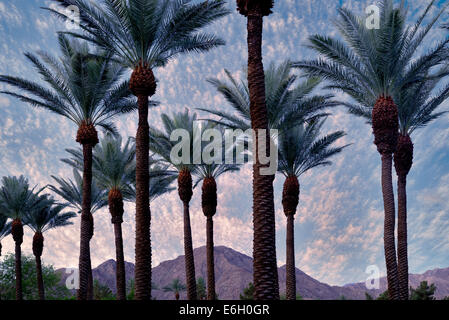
(163, 278, 186, 295)
(240, 282, 255, 300)
(410, 281, 436, 300)
(0, 253, 72, 300)
(280, 293, 303, 300)
(377, 290, 390, 300)
(365, 292, 374, 300)
(93, 279, 116, 300)
(196, 277, 207, 300)
(126, 279, 135, 300)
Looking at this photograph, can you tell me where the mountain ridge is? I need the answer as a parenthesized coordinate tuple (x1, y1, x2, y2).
(57, 245, 449, 300)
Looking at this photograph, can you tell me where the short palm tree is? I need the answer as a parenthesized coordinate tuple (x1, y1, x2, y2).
(48, 168, 108, 299)
(46, 0, 229, 300)
(235, 0, 279, 300)
(163, 278, 186, 301)
(0, 176, 44, 300)
(62, 133, 136, 300)
(194, 126, 240, 300)
(0, 35, 136, 300)
(150, 109, 202, 300)
(294, 0, 449, 299)
(0, 212, 11, 257)
(23, 195, 76, 300)
(277, 120, 347, 300)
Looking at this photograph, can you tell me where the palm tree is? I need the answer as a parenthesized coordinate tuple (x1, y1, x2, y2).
(0, 213, 11, 257)
(294, 0, 449, 299)
(23, 195, 76, 300)
(48, 168, 108, 299)
(277, 120, 347, 300)
(235, 0, 279, 299)
(149, 110, 201, 300)
(194, 126, 240, 300)
(163, 278, 186, 301)
(0, 36, 135, 300)
(46, 0, 229, 300)
(0, 176, 44, 300)
(62, 133, 135, 300)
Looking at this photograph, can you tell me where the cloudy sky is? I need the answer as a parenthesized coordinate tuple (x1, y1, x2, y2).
(0, 0, 448, 287)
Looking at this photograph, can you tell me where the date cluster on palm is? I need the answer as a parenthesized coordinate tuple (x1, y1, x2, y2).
(32, 232, 44, 257)
(282, 175, 299, 216)
(11, 219, 23, 245)
(236, 0, 274, 16)
(76, 121, 99, 146)
(394, 134, 414, 176)
(178, 169, 193, 204)
(202, 177, 217, 217)
(372, 96, 399, 154)
(108, 188, 124, 224)
(129, 62, 156, 97)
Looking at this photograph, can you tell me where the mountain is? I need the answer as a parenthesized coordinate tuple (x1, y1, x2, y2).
(57, 246, 449, 300)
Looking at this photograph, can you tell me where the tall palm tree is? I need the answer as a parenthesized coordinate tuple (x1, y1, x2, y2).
(163, 278, 186, 301)
(46, 0, 229, 300)
(62, 133, 136, 300)
(0, 35, 135, 300)
(23, 195, 76, 300)
(0, 176, 44, 300)
(294, 0, 449, 299)
(0, 213, 11, 257)
(48, 168, 108, 299)
(193, 125, 240, 300)
(149, 109, 201, 300)
(277, 120, 347, 300)
(235, 0, 280, 299)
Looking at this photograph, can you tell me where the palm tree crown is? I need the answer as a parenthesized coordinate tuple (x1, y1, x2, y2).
(46, 0, 230, 69)
(49, 169, 108, 214)
(278, 120, 348, 179)
(0, 35, 136, 137)
(200, 60, 335, 131)
(23, 195, 76, 234)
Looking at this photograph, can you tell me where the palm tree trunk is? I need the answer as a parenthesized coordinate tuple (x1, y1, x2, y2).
(397, 174, 408, 300)
(15, 242, 22, 300)
(246, 9, 279, 300)
(381, 153, 400, 300)
(206, 216, 216, 300)
(114, 222, 126, 300)
(78, 143, 94, 300)
(135, 95, 152, 300)
(12, 219, 23, 300)
(183, 201, 197, 300)
(286, 214, 296, 300)
(35, 255, 45, 300)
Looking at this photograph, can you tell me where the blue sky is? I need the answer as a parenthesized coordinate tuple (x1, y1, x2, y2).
(0, 0, 449, 287)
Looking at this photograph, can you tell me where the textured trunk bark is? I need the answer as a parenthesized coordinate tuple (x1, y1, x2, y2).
(114, 222, 127, 300)
(206, 216, 216, 300)
(78, 143, 93, 300)
(183, 201, 197, 300)
(35, 255, 45, 300)
(15, 242, 22, 300)
(397, 174, 408, 300)
(286, 214, 296, 300)
(381, 153, 400, 300)
(135, 95, 152, 300)
(247, 11, 279, 300)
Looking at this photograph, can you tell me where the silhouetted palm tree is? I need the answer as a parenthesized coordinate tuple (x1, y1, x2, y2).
(149, 110, 201, 300)
(48, 168, 108, 299)
(0, 36, 135, 300)
(194, 126, 240, 300)
(46, 0, 229, 300)
(62, 133, 135, 300)
(0, 176, 45, 300)
(294, 0, 449, 299)
(277, 120, 347, 299)
(24, 195, 76, 300)
(163, 278, 186, 301)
